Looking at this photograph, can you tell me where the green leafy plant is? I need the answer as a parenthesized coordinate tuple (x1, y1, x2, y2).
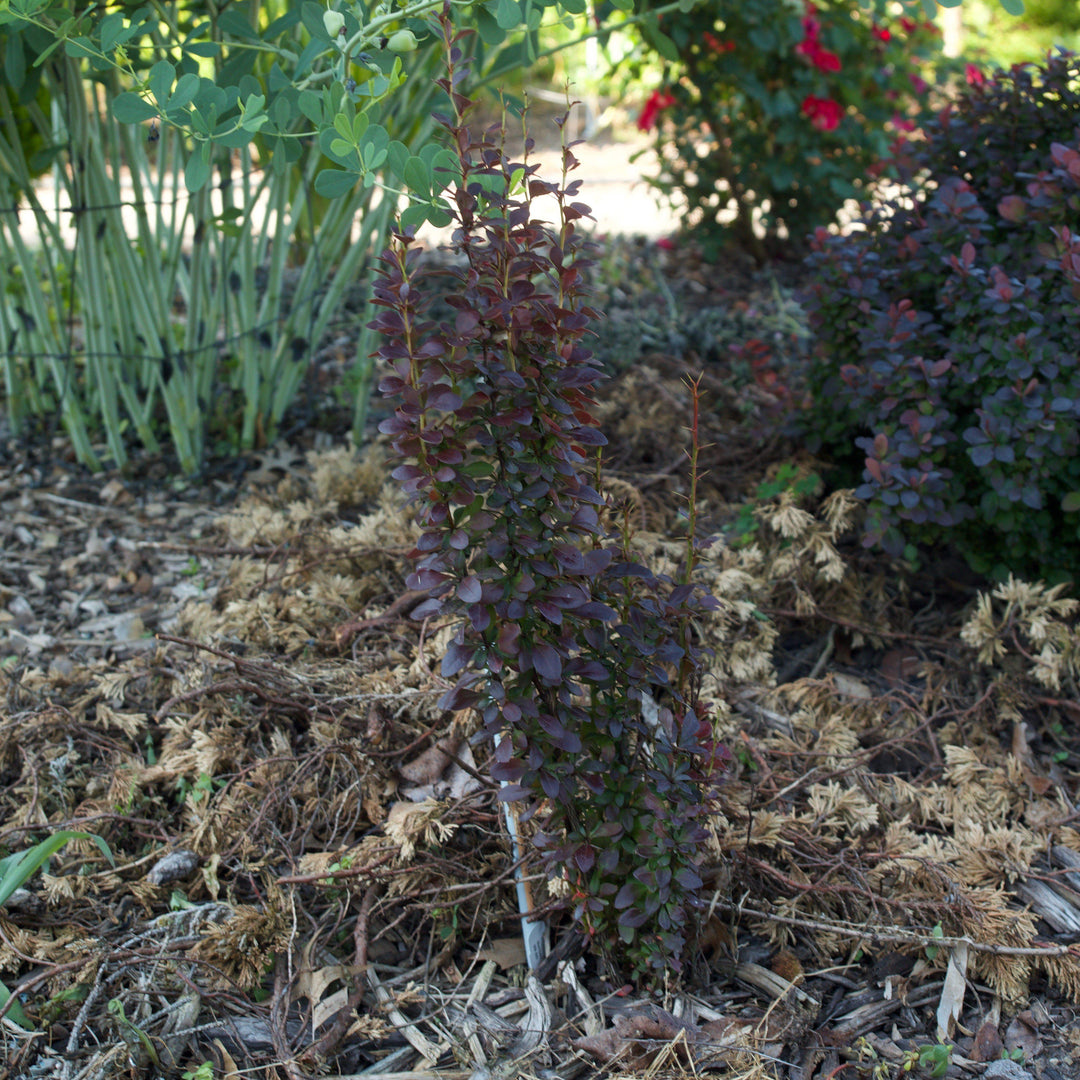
(0, 0, 604, 471)
(908, 1042, 952, 1078)
(610, 0, 946, 260)
(0, 830, 114, 1030)
(108, 997, 161, 1069)
(175, 771, 225, 807)
(800, 49, 1080, 583)
(924, 921, 944, 961)
(374, 12, 726, 975)
(0, 2, 416, 471)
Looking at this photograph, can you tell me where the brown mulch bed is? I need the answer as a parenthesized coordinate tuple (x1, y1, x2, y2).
(2, 235, 1080, 1080)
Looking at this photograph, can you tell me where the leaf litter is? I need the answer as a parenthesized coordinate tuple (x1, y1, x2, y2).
(1, 250, 1080, 1080)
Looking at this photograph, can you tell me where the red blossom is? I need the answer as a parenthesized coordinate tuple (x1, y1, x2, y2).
(801, 94, 843, 132)
(637, 88, 677, 132)
(965, 63, 986, 86)
(795, 6, 841, 73)
(812, 46, 842, 73)
(703, 31, 736, 54)
(656, 236, 676, 250)
(899, 16, 917, 33)
(909, 72, 928, 95)
(796, 37, 841, 73)
(890, 113, 916, 132)
(872, 23, 891, 43)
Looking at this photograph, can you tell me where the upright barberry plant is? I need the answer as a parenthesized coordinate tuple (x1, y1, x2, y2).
(373, 7, 725, 976)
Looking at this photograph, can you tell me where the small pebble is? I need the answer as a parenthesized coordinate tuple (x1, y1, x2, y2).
(982, 1060, 1034, 1080)
(147, 849, 200, 885)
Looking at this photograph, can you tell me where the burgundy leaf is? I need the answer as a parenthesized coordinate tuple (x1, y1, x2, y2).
(532, 643, 562, 682)
(441, 640, 473, 677)
(495, 781, 529, 800)
(575, 602, 617, 621)
(410, 597, 444, 619)
(554, 545, 585, 572)
(581, 548, 613, 574)
(534, 601, 563, 624)
(409, 568, 448, 590)
(437, 683, 480, 711)
(458, 575, 482, 603)
(429, 389, 463, 411)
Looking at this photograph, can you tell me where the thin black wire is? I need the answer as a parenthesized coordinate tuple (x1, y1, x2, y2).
(0, 151, 313, 217)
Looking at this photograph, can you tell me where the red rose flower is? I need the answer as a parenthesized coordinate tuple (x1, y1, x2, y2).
(703, 31, 735, 54)
(795, 8, 841, 73)
(872, 24, 891, 43)
(801, 95, 843, 132)
(796, 38, 842, 72)
(899, 16, 917, 33)
(965, 63, 986, 87)
(812, 46, 841, 72)
(637, 89, 677, 132)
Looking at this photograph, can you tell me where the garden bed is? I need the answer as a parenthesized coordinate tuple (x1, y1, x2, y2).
(1, 233, 1079, 1080)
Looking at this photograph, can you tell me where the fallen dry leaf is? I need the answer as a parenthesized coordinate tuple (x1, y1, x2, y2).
(399, 735, 462, 784)
(881, 646, 920, 687)
(573, 1005, 695, 1070)
(475, 937, 527, 971)
(970, 1019, 1005, 1062)
(1004, 1010, 1042, 1060)
(936, 941, 968, 1041)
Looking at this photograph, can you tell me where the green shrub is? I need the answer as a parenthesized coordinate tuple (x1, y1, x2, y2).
(799, 49, 1080, 582)
(612, 0, 944, 260)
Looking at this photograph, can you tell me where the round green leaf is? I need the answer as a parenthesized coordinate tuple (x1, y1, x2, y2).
(149, 59, 174, 107)
(474, 6, 506, 46)
(403, 155, 431, 197)
(315, 167, 359, 197)
(642, 20, 679, 62)
(184, 144, 212, 192)
(167, 72, 201, 112)
(111, 92, 158, 123)
(386, 140, 410, 183)
(494, 0, 521, 30)
(297, 90, 322, 124)
(98, 11, 124, 53)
